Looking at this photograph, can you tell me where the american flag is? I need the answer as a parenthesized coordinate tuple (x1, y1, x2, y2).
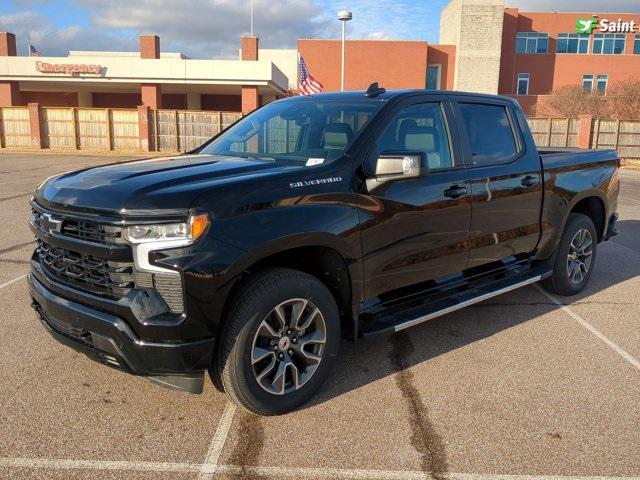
(29, 44, 41, 56)
(297, 54, 323, 95)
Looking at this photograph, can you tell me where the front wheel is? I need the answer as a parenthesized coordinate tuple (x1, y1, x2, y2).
(213, 268, 340, 415)
(542, 213, 597, 296)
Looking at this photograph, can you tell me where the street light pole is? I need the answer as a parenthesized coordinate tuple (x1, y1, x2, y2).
(338, 10, 352, 92)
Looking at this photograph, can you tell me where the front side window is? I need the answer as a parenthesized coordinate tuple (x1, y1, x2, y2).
(201, 99, 382, 165)
(583, 74, 594, 92)
(592, 33, 626, 54)
(596, 75, 608, 93)
(517, 73, 530, 95)
(634, 35, 640, 54)
(557, 33, 590, 53)
(458, 103, 518, 167)
(375, 103, 453, 171)
(516, 32, 549, 54)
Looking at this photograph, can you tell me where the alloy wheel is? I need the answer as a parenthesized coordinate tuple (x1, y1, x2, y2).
(251, 299, 326, 395)
(567, 228, 593, 285)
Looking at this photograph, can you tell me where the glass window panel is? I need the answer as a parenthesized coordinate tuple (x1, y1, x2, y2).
(583, 75, 594, 92)
(516, 37, 526, 53)
(458, 103, 517, 166)
(537, 37, 548, 53)
(578, 37, 589, 53)
(557, 37, 568, 53)
(376, 103, 453, 170)
(597, 75, 608, 93)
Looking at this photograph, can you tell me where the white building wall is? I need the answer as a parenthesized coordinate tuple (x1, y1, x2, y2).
(440, 0, 505, 94)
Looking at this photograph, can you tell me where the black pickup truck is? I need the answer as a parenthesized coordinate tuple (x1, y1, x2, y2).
(29, 86, 620, 415)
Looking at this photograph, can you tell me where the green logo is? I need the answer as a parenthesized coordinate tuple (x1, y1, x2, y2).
(576, 17, 598, 34)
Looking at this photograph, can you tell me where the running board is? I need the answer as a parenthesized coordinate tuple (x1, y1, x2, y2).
(360, 269, 550, 337)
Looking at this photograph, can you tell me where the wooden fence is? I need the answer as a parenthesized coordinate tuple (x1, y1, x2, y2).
(2, 107, 640, 159)
(0, 107, 32, 148)
(0, 106, 241, 153)
(592, 119, 640, 159)
(525, 118, 580, 148)
(151, 110, 242, 152)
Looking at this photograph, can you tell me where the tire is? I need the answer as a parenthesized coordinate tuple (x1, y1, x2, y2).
(212, 268, 340, 415)
(542, 213, 598, 296)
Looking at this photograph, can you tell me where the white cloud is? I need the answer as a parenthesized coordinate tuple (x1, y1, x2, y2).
(73, 0, 333, 58)
(0, 11, 138, 56)
(508, 0, 640, 11)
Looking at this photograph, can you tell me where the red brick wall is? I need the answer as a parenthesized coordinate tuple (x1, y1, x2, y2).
(298, 39, 429, 92)
(162, 94, 187, 110)
(427, 45, 456, 90)
(201, 94, 241, 111)
(500, 11, 640, 114)
(241, 37, 259, 61)
(21, 91, 79, 107)
(92, 92, 141, 108)
(140, 35, 160, 59)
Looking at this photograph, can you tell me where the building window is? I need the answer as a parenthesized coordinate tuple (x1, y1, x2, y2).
(582, 75, 594, 92)
(557, 33, 589, 54)
(592, 33, 626, 54)
(596, 75, 608, 93)
(515, 32, 549, 54)
(517, 73, 530, 95)
(426, 65, 441, 90)
(634, 35, 640, 54)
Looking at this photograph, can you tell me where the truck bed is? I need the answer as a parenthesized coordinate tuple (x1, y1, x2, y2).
(538, 147, 618, 170)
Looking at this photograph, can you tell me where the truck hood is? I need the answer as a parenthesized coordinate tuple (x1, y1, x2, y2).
(36, 154, 299, 216)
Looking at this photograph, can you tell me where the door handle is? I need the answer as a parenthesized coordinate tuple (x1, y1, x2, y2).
(444, 185, 467, 199)
(521, 175, 539, 188)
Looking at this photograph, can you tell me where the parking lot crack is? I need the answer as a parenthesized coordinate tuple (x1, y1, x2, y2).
(388, 332, 448, 480)
(0, 241, 34, 257)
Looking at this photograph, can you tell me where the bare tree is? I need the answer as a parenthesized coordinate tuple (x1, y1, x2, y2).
(605, 80, 640, 120)
(539, 85, 608, 118)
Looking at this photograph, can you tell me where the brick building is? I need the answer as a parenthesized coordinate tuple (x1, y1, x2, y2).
(1, 0, 640, 116)
(0, 33, 287, 113)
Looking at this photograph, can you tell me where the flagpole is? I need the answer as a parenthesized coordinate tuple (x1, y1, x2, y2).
(250, 0, 254, 37)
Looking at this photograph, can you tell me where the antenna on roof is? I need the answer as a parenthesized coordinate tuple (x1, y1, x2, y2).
(365, 82, 386, 98)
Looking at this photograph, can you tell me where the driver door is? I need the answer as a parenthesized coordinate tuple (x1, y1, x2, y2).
(357, 97, 472, 299)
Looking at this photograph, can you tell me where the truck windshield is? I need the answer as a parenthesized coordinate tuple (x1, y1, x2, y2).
(200, 98, 383, 165)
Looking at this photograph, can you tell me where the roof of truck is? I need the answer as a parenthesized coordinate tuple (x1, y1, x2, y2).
(290, 89, 517, 104)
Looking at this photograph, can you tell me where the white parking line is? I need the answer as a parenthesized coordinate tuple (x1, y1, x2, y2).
(1, 457, 640, 480)
(197, 401, 236, 479)
(0, 274, 27, 290)
(620, 195, 640, 204)
(535, 285, 640, 371)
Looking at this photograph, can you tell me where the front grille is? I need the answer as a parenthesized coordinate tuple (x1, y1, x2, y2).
(62, 218, 123, 244)
(36, 239, 134, 299)
(31, 207, 123, 245)
(36, 304, 93, 346)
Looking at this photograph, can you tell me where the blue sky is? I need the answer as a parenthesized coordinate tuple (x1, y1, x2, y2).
(2, 0, 640, 58)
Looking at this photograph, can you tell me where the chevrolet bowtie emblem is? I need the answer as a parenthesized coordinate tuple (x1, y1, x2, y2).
(40, 213, 63, 234)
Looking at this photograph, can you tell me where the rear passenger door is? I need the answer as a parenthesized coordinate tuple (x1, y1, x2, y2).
(452, 98, 543, 268)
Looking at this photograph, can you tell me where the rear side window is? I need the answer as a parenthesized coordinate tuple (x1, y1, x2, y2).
(458, 103, 518, 166)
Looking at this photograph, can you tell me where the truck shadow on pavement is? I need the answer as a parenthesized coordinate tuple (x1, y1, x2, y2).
(300, 219, 640, 473)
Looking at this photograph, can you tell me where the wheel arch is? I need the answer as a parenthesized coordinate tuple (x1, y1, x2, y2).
(218, 234, 361, 342)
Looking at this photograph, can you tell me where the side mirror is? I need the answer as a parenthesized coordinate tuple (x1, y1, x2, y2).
(371, 151, 428, 182)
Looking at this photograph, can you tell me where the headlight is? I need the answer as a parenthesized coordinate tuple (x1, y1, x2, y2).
(123, 213, 209, 244)
(124, 213, 209, 273)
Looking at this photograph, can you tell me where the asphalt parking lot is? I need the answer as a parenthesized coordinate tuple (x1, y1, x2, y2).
(0, 152, 639, 480)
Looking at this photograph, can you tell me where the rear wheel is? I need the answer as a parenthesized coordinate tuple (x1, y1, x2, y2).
(212, 268, 340, 415)
(542, 213, 597, 296)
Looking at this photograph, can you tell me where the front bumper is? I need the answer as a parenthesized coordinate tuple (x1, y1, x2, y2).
(29, 273, 214, 393)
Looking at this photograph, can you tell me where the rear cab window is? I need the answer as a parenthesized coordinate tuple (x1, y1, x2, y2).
(456, 102, 521, 167)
